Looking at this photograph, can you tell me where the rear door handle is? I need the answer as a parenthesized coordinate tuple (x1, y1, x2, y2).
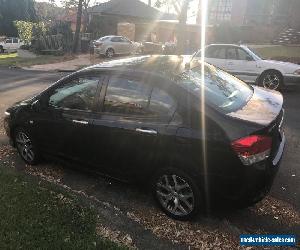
(72, 119, 89, 125)
(135, 128, 157, 135)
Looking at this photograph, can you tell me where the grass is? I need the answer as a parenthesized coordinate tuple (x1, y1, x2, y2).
(250, 45, 300, 62)
(0, 166, 126, 250)
(0, 53, 74, 67)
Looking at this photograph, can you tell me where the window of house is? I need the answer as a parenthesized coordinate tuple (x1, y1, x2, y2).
(209, 0, 233, 22)
(48, 76, 99, 111)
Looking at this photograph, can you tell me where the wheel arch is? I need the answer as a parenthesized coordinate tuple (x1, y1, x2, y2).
(256, 69, 284, 85)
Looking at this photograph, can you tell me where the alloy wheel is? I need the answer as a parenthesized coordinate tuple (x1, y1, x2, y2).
(156, 174, 194, 217)
(16, 131, 35, 163)
(106, 49, 114, 58)
(262, 74, 280, 90)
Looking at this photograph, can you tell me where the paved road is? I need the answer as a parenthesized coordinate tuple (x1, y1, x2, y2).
(0, 67, 299, 248)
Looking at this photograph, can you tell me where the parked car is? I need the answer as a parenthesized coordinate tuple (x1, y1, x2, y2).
(140, 42, 162, 54)
(3, 55, 285, 220)
(0, 37, 24, 53)
(193, 44, 300, 90)
(93, 35, 140, 58)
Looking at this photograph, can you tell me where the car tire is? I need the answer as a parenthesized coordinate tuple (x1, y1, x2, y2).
(106, 48, 115, 58)
(152, 168, 203, 220)
(0, 47, 4, 53)
(14, 128, 40, 165)
(258, 70, 283, 90)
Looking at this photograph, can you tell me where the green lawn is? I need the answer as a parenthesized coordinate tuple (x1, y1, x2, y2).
(0, 166, 126, 250)
(0, 53, 74, 67)
(250, 45, 300, 61)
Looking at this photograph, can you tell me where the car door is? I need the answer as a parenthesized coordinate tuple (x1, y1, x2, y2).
(204, 46, 227, 69)
(120, 37, 133, 54)
(33, 74, 103, 165)
(89, 74, 180, 180)
(110, 37, 123, 54)
(225, 47, 258, 83)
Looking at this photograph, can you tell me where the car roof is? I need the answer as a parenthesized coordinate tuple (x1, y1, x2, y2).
(207, 43, 249, 49)
(81, 55, 193, 78)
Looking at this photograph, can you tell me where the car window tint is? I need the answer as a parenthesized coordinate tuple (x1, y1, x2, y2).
(149, 88, 176, 117)
(205, 46, 216, 58)
(111, 37, 121, 42)
(13, 38, 18, 43)
(215, 48, 226, 59)
(104, 77, 151, 115)
(49, 76, 99, 111)
(227, 48, 237, 60)
(237, 48, 250, 60)
(5, 39, 12, 43)
(177, 65, 253, 114)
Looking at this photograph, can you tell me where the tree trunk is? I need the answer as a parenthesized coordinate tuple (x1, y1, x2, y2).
(73, 0, 83, 54)
(176, 0, 189, 54)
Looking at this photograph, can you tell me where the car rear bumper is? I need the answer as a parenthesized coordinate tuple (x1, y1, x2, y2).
(212, 133, 286, 206)
(283, 74, 300, 86)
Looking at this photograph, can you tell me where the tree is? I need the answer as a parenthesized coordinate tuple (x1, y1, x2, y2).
(62, 0, 91, 32)
(72, 0, 83, 53)
(0, 0, 37, 36)
(155, 0, 191, 54)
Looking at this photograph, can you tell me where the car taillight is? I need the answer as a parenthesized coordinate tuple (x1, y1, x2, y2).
(231, 135, 272, 165)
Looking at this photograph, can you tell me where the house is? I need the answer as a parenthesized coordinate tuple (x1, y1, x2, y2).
(89, 0, 176, 24)
(206, 0, 300, 28)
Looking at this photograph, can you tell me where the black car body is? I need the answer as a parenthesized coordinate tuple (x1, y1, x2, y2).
(3, 55, 285, 220)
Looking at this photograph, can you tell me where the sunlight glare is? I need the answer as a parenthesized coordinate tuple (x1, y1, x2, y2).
(200, 0, 210, 213)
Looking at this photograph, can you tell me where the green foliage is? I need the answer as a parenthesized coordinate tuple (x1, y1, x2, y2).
(0, 0, 37, 36)
(0, 166, 126, 250)
(14, 21, 48, 45)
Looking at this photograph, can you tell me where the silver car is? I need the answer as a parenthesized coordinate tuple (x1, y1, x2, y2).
(93, 35, 140, 58)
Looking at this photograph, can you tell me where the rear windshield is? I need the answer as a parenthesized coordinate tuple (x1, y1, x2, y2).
(177, 65, 253, 113)
(98, 37, 110, 41)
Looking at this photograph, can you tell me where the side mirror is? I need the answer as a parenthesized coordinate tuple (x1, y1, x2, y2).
(246, 55, 253, 61)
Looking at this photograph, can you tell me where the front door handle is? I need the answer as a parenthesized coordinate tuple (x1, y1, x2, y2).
(72, 119, 89, 125)
(135, 128, 158, 135)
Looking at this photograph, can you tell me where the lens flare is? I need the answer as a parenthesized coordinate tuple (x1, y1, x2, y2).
(200, 0, 210, 213)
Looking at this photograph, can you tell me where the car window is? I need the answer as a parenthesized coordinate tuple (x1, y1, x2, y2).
(13, 38, 18, 43)
(5, 39, 12, 43)
(120, 37, 128, 43)
(111, 37, 122, 42)
(226, 48, 238, 60)
(48, 76, 99, 111)
(215, 47, 226, 59)
(98, 36, 110, 42)
(237, 48, 251, 60)
(104, 77, 151, 115)
(177, 65, 253, 113)
(149, 87, 177, 117)
(205, 46, 226, 59)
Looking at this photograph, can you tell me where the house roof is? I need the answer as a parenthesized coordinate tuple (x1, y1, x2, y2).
(89, 0, 177, 20)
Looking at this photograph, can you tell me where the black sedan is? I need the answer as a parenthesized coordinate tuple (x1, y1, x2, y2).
(3, 56, 285, 220)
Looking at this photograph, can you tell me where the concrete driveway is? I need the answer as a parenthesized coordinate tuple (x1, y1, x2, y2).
(0, 67, 299, 249)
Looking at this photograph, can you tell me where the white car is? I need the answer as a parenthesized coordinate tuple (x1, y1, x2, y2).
(0, 37, 24, 53)
(93, 35, 140, 58)
(193, 44, 300, 90)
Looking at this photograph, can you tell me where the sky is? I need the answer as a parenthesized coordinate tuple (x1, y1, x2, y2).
(35, 0, 199, 23)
